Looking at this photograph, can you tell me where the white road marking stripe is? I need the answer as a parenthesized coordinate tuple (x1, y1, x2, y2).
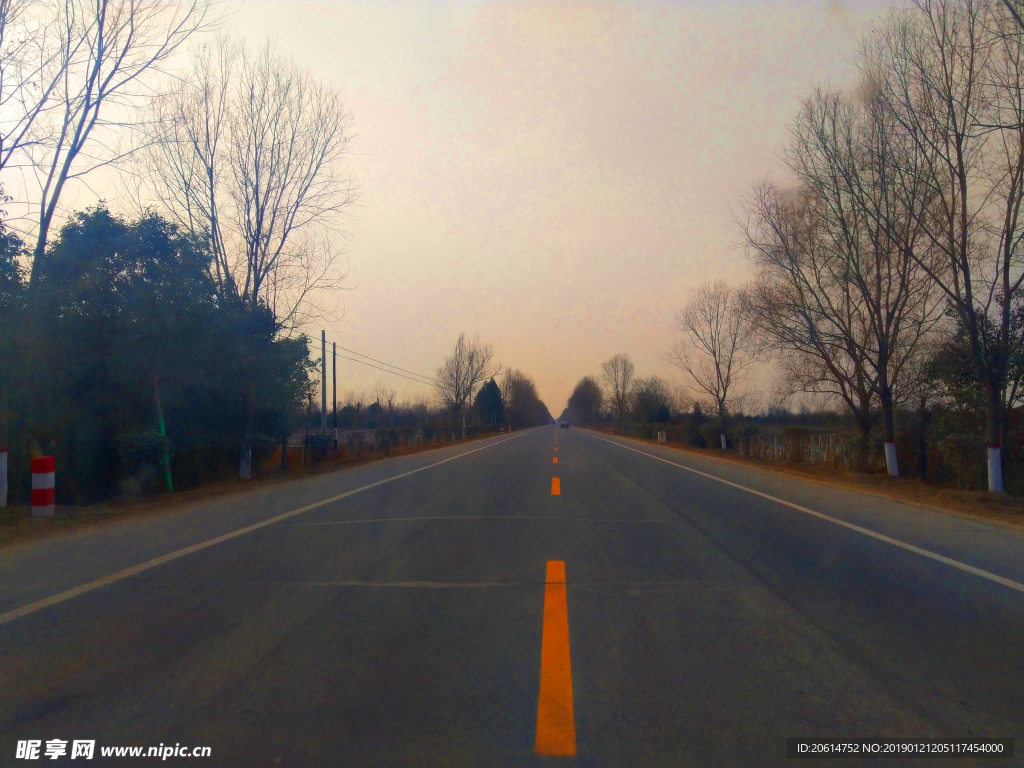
(585, 432, 1024, 594)
(276, 581, 529, 588)
(291, 516, 670, 526)
(0, 431, 533, 626)
(265, 580, 756, 589)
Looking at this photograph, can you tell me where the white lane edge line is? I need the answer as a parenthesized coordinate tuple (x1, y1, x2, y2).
(583, 431, 1024, 594)
(0, 430, 535, 626)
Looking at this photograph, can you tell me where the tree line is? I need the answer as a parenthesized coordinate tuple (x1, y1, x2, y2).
(309, 343, 553, 436)
(742, 0, 1024, 492)
(432, 333, 552, 428)
(569, 0, 1024, 495)
(565, 354, 680, 428)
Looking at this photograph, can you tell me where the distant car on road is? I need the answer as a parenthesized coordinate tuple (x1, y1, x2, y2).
(559, 420, 569, 429)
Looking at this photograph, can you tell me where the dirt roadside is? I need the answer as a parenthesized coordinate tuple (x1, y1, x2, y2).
(585, 428, 1024, 528)
(0, 431, 511, 548)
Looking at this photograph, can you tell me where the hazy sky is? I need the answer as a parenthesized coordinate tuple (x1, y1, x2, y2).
(107, 0, 904, 410)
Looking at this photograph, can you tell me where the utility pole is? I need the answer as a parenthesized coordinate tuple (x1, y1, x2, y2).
(332, 342, 337, 447)
(321, 331, 327, 436)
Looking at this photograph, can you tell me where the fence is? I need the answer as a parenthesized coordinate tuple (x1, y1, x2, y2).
(269, 424, 506, 471)
(591, 422, 890, 473)
(748, 431, 860, 469)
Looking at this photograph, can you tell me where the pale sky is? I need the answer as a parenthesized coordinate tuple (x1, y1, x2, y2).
(47, 0, 902, 411)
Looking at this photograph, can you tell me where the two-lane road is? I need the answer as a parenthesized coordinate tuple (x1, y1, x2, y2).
(2, 426, 1022, 766)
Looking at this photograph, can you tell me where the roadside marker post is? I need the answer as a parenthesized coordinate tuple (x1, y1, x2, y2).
(31, 456, 55, 517)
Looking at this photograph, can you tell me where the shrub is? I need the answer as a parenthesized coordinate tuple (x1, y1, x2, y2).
(700, 423, 727, 449)
(306, 433, 333, 465)
(731, 423, 759, 455)
(114, 429, 175, 475)
(241, 432, 280, 476)
(245, 432, 279, 459)
(938, 433, 986, 489)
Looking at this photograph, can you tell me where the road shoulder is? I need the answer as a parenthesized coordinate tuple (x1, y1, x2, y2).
(582, 428, 1024, 529)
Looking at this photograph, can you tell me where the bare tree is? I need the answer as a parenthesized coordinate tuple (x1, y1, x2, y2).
(1001, 0, 1024, 31)
(741, 181, 880, 469)
(410, 394, 431, 428)
(342, 387, 366, 431)
(372, 379, 397, 427)
(142, 35, 235, 294)
(435, 333, 496, 427)
(566, 375, 603, 424)
(14, 0, 215, 279)
(502, 368, 542, 426)
(142, 36, 357, 329)
(668, 281, 755, 449)
(782, 86, 944, 475)
(630, 375, 672, 424)
(600, 353, 635, 423)
(871, 0, 1024, 490)
(668, 382, 693, 417)
(0, 0, 64, 175)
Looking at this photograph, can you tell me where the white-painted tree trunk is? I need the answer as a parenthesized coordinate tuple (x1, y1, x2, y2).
(884, 442, 898, 477)
(987, 446, 1003, 492)
(239, 445, 252, 479)
(720, 434, 728, 450)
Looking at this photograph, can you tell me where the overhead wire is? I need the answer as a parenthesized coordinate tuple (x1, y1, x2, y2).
(312, 337, 437, 387)
(332, 354, 436, 387)
(333, 345, 439, 384)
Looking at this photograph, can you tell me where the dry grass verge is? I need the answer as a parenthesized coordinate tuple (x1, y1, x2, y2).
(588, 429, 1024, 528)
(0, 430, 510, 548)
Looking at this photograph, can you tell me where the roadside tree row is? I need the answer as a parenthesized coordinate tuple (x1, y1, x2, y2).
(677, 0, 1024, 491)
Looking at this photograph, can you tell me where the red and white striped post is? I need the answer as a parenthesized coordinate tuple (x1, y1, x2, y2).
(31, 456, 55, 517)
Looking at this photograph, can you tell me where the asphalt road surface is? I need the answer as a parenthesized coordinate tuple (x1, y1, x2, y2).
(2, 426, 1023, 767)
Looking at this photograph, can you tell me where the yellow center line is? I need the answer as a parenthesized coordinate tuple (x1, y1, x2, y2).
(553, 457, 558, 464)
(551, 477, 560, 495)
(535, 561, 576, 756)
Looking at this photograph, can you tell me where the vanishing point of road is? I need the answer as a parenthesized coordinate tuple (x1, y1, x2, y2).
(2, 427, 1022, 766)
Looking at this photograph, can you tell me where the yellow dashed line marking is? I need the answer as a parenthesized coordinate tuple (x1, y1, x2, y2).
(535, 561, 576, 756)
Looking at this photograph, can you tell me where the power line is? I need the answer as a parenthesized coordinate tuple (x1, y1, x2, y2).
(315, 353, 436, 387)
(335, 358, 432, 387)
(333, 343, 439, 384)
(314, 336, 439, 385)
